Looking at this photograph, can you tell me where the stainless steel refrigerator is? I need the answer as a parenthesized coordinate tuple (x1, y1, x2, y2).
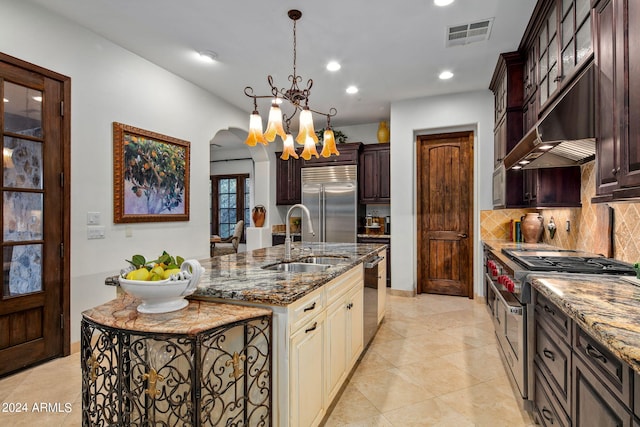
(301, 165, 357, 243)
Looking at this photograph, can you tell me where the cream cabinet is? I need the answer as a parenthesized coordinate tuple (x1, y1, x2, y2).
(348, 285, 364, 367)
(376, 249, 387, 324)
(326, 276, 364, 404)
(283, 264, 364, 427)
(326, 295, 349, 402)
(289, 311, 326, 427)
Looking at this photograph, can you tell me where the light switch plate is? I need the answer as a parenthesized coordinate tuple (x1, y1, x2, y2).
(87, 226, 105, 239)
(87, 212, 101, 225)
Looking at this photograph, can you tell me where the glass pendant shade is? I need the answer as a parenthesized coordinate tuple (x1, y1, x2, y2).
(300, 135, 319, 160)
(280, 134, 299, 160)
(295, 108, 318, 145)
(264, 104, 287, 142)
(244, 111, 267, 146)
(320, 128, 340, 158)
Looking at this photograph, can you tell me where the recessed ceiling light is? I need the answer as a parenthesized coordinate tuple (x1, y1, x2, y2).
(434, 0, 454, 6)
(326, 61, 341, 72)
(519, 160, 530, 165)
(32, 96, 42, 102)
(198, 50, 218, 63)
(346, 86, 358, 94)
(439, 70, 454, 80)
(512, 165, 522, 170)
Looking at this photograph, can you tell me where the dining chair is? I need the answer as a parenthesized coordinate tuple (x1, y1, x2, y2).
(213, 220, 244, 256)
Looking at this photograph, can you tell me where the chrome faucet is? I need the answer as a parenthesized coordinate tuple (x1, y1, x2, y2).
(284, 204, 314, 261)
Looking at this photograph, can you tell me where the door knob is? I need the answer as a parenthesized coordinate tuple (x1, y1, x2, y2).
(457, 233, 468, 238)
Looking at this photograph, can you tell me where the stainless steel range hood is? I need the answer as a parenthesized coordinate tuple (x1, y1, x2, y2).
(503, 63, 595, 170)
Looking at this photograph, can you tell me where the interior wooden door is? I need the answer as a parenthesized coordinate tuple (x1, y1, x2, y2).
(0, 54, 70, 376)
(417, 131, 473, 297)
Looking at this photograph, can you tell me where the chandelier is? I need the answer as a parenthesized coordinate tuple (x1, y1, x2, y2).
(243, 9, 339, 161)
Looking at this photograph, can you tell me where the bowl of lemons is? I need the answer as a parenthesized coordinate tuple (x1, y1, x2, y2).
(119, 251, 204, 314)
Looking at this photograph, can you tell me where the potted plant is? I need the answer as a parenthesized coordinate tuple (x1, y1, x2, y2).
(315, 129, 348, 144)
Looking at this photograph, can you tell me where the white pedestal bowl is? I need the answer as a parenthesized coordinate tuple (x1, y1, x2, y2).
(118, 259, 204, 313)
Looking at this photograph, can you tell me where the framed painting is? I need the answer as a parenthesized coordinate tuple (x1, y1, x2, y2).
(113, 122, 190, 223)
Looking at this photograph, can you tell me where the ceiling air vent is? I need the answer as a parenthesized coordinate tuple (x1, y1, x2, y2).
(446, 18, 494, 47)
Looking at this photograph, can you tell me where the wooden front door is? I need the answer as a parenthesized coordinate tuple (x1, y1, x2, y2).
(417, 132, 473, 297)
(0, 54, 70, 376)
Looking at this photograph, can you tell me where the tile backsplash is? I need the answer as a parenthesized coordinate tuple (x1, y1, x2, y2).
(481, 161, 640, 264)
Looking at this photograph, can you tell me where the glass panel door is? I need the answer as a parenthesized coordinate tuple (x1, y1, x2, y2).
(2, 82, 44, 297)
(0, 54, 68, 377)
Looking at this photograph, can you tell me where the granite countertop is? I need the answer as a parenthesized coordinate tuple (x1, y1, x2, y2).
(82, 294, 271, 334)
(191, 242, 386, 306)
(357, 233, 391, 239)
(529, 273, 640, 374)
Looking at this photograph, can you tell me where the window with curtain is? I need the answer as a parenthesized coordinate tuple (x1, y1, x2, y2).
(210, 174, 250, 242)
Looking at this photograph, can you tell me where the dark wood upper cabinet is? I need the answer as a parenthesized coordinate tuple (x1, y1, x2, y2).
(593, 0, 640, 201)
(359, 144, 390, 204)
(525, 167, 581, 207)
(612, 0, 640, 196)
(529, 0, 593, 112)
(302, 142, 361, 167)
(490, 52, 525, 169)
(275, 151, 302, 205)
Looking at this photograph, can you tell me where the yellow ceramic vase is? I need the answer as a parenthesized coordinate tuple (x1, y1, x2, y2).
(377, 121, 390, 143)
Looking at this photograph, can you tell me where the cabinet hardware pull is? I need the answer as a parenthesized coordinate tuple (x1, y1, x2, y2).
(543, 348, 555, 361)
(612, 168, 618, 176)
(305, 322, 318, 333)
(586, 343, 608, 364)
(303, 302, 316, 312)
(541, 408, 554, 423)
(457, 233, 468, 238)
(543, 305, 555, 316)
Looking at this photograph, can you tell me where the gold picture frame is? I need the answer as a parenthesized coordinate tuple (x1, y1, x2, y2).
(113, 122, 190, 223)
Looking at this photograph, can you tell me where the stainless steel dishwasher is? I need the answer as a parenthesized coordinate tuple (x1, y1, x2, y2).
(363, 254, 383, 346)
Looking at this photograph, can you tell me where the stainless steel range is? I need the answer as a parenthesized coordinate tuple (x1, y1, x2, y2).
(483, 244, 636, 409)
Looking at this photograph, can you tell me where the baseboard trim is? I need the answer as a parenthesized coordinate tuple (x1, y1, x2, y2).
(388, 289, 416, 297)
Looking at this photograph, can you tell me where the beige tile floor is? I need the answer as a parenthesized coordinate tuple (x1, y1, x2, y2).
(0, 293, 534, 426)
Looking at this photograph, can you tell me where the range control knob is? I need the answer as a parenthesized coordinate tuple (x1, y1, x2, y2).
(505, 278, 515, 292)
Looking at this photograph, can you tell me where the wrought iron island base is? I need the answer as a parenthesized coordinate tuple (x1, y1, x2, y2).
(81, 295, 272, 426)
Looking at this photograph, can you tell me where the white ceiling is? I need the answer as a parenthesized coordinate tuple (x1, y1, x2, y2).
(25, 0, 536, 129)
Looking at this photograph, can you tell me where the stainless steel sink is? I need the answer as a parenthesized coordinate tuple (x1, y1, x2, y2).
(299, 256, 350, 266)
(263, 262, 331, 273)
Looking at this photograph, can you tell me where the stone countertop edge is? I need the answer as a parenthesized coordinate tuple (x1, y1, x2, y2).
(529, 273, 640, 375)
(190, 242, 387, 307)
(82, 294, 272, 335)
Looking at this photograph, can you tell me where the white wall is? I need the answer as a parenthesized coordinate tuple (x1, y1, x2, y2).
(390, 90, 494, 297)
(336, 123, 380, 145)
(1, 0, 248, 342)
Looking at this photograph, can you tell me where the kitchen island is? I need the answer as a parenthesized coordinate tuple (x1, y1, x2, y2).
(528, 273, 640, 425)
(190, 241, 387, 427)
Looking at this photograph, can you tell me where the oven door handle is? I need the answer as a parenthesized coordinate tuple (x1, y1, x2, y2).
(489, 280, 523, 316)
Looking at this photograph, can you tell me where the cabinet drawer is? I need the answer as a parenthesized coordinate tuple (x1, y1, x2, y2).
(290, 289, 325, 334)
(535, 320, 572, 409)
(326, 265, 362, 306)
(572, 351, 633, 427)
(534, 369, 571, 427)
(574, 324, 632, 407)
(534, 292, 571, 342)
